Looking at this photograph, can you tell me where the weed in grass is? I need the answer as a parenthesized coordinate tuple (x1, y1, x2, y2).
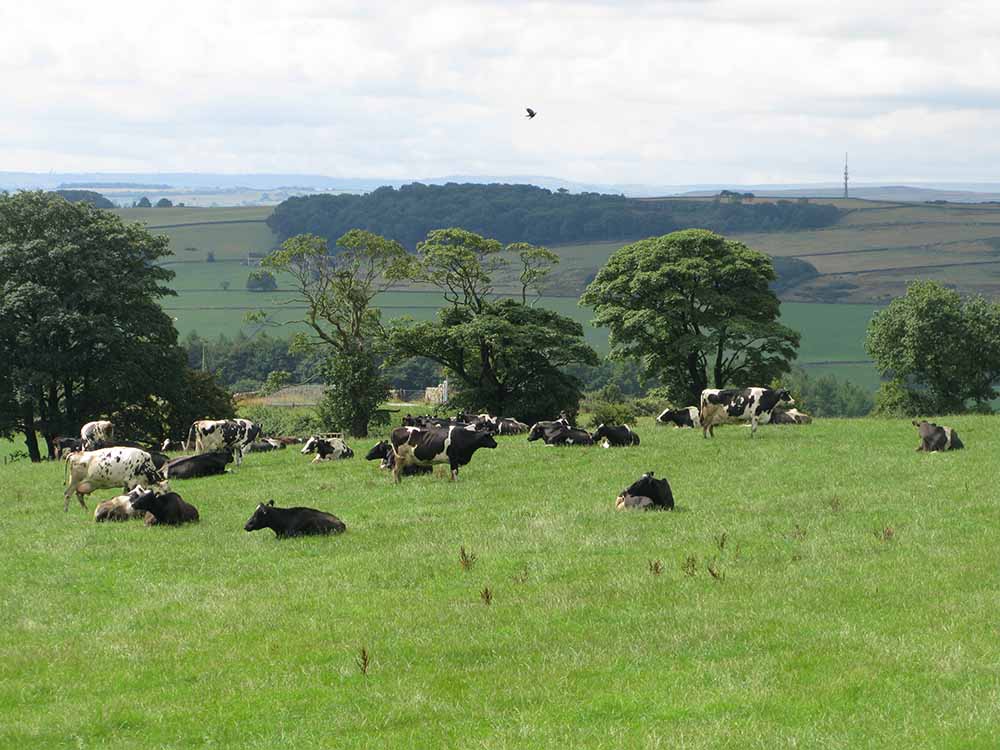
(649, 559, 663, 575)
(874, 526, 896, 543)
(707, 560, 725, 581)
(480, 586, 493, 605)
(790, 524, 807, 541)
(715, 532, 728, 551)
(682, 555, 697, 577)
(512, 564, 529, 584)
(459, 546, 477, 571)
(356, 646, 371, 676)
(829, 496, 842, 512)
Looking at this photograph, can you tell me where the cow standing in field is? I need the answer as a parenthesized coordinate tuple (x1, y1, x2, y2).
(81, 420, 114, 450)
(913, 420, 964, 452)
(699, 388, 794, 438)
(186, 419, 260, 465)
(63, 447, 165, 512)
(593, 424, 640, 447)
(244, 500, 346, 538)
(656, 407, 701, 429)
(389, 425, 497, 482)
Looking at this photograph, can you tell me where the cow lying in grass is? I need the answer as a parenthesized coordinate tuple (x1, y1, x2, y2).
(615, 472, 674, 511)
(165, 451, 233, 479)
(365, 440, 432, 476)
(244, 500, 346, 538)
(94, 486, 149, 523)
(593, 424, 640, 447)
(130, 488, 199, 526)
(913, 420, 964, 452)
(301, 436, 354, 462)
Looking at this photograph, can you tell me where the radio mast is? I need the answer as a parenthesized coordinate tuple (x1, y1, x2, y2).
(843, 152, 849, 198)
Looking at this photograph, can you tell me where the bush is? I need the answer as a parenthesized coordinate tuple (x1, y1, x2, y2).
(246, 271, 277, 291)
(240, 405, 322, 436)
(872, 380, 926, 418)
(582, 399, 638, 428)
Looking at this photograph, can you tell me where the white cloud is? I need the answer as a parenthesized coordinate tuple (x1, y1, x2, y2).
(2, 0, 1000, 182)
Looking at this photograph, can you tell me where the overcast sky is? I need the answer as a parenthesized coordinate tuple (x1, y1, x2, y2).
(3, 1, 1000, 184)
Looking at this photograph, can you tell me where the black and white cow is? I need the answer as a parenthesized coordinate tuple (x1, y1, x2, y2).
(164, 451, 233, 479)
(301, 436, 354, 462)
(770, 407, 813, 425)
(81, 420, 114, 450)
(186, 419, 260, 465)
(130, 488, 199, 526)
(526, 418, 571, 442)
(365, 440, 433, 476)
(699, 388, 794, 438)
(593, 424, 640, 447)
(913, 420, 964, 452)
(389, 425, 497, 482)
(63, 447, 165, 512)
(527, 420, 593, 445)
(615, 472, 674, 511)
(656, 407, 701, 429)
(244, 500, 346, 538)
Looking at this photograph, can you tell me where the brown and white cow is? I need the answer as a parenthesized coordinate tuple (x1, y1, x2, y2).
(64, 447, 165, 512)
(81, 420, 114, 450)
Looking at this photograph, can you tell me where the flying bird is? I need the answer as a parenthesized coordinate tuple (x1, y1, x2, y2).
(525, 108, 537, 119)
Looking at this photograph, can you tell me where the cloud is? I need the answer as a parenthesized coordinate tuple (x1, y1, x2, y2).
(2, 0, 1000, 182)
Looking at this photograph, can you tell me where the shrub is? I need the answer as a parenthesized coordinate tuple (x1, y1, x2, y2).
(583, 399, 637, 428)
(240, 405, 322, 436)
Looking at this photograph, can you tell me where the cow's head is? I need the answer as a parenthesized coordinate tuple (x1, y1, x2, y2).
(593, 424, 609, 439)
(527, 423, 546, 442)
(776, 389, 793, 405)
(475, 432, 498, 450)
(128, 489, 160, 514)
(244, 499, 275, 532)
(301, 436, 320, 454)
(365, 441, 391, 461)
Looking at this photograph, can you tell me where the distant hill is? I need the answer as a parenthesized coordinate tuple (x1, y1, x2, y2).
(52, 189, 114, 209)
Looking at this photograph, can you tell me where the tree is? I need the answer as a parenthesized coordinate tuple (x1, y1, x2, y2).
(388, 228, 598, 422)
(220, 280, 230, 291)
(256, 231, 413, 436)
(581, 229, 800, 406)
(246, 271, 277, 291)
(0, 191, 203, 460)
(509, 241, 559, 304)
(155, 198, 173, 208)
(865, 281, 1000, 414)
(135, 196, 152, 208)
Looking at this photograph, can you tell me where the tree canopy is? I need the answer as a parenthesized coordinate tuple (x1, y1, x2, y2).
(581, 229, 800, 406)
(0, 191, 230, 459)
(866, 280, 1000, 414)
(389, 228, 598, 421)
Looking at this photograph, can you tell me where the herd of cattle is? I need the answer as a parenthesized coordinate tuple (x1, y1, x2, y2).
(52, 387, 966, 535)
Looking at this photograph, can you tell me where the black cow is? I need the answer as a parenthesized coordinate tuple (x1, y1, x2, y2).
(130, 489, 199, 525)
(593, 424, 640, 447)
(164, 451, 233, 479)
(656, 407, 701, 429)
(615, 472, 674, 511)
(365, 440, 433, 476)
(913, 420, 965, 452)
(54, 436, 83, 458)
(389, 425, 497, 482)
(244, 500, 346, 538)
(148, 452, 170, 471)
(700, 387, 794, 438)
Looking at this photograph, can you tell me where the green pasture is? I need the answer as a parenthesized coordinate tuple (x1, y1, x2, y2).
(4, 415, 1000, 747)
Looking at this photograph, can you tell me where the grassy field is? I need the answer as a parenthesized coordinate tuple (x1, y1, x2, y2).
(3, 415, 1000, 747)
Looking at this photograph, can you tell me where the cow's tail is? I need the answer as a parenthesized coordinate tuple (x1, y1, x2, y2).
(185, 423, 197, 452)
(63, 452, 72, 486)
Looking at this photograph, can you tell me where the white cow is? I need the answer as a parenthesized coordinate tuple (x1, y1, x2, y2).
(63, 447, 165, 512)
(301, 436, 354, 462)
(80, 420, 114, 450)
(186, 419, 260, 465)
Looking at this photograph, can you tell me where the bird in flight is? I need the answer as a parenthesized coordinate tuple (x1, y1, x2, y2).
(525, 108, 537, 119)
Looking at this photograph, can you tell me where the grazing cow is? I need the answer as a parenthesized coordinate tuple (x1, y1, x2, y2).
(130, 489, 199, 526)
(615, 472, 674, 511)
(94, 486, 149, 523)
(771, 407, 813, 425)
(81, 420, 114, 450)
(389, 425, 497, 482)
(365, 440, 433, 476)
(244, 500, 346, 538)
(913, 420, 965, 452)
(301, 436, 354, 462)
(54, 436, 83, 459)
(699, 387, 794, 438)
(593, 424, 640, 447)
(63, 447, 164, 512)
(164, 451, 233, 479)
(186, 419, 260, 465)
(656, 407, 701, 429)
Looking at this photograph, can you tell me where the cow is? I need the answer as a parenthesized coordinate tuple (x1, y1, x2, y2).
(656, 407, 701, 429)
(273, 436, 303, 445)
(301, 436, 354, 462)
(913, 420, 965, 452)
(615, 472, 674, 511)
(81, 420, 114, 450)
(130, 488, 199, 526)
(246, 441, 277, 453)
(186, 419, 260, 465)
(93, 486, 149, 523)
(389, 425, 497, 482)
(365, 440, 433, 476)
(244, 500, 346, 538)
(527, 420, 593, 445)
(496, 418, 530, 435)
(699, 387, 794, 438)
(63, 447, 164, 512)
(526, 417, 571, 442)
(164, 451, 233, 479)
(593, 424, 640, 447)
(771, 407, 813, 425)
(54, 436, 83, 459)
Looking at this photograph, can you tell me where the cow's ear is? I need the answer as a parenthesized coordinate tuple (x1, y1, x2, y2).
(267, 499, 275, 506)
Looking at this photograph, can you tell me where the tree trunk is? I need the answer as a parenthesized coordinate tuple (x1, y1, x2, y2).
(350, 411, 369, 438)
(21, 402, 41, 463)
(686, 351, 707, 405)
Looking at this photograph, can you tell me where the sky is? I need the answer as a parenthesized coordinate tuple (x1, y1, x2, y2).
(3, 0, 1000, 185)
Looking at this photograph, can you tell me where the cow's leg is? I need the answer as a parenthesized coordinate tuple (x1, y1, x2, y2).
(450, 462, 459, 481)
(392, 462, 402, 483)
(750, 416, 758, 437)
(63, 485, 74, 512)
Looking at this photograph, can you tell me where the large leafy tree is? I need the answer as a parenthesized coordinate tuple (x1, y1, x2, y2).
(581, 229, 800, 406)
(388, 228, 598, 422)
(256, 230, 413, 436)
(0, 191, 227, 460)
(866, 280, 1000, 414)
